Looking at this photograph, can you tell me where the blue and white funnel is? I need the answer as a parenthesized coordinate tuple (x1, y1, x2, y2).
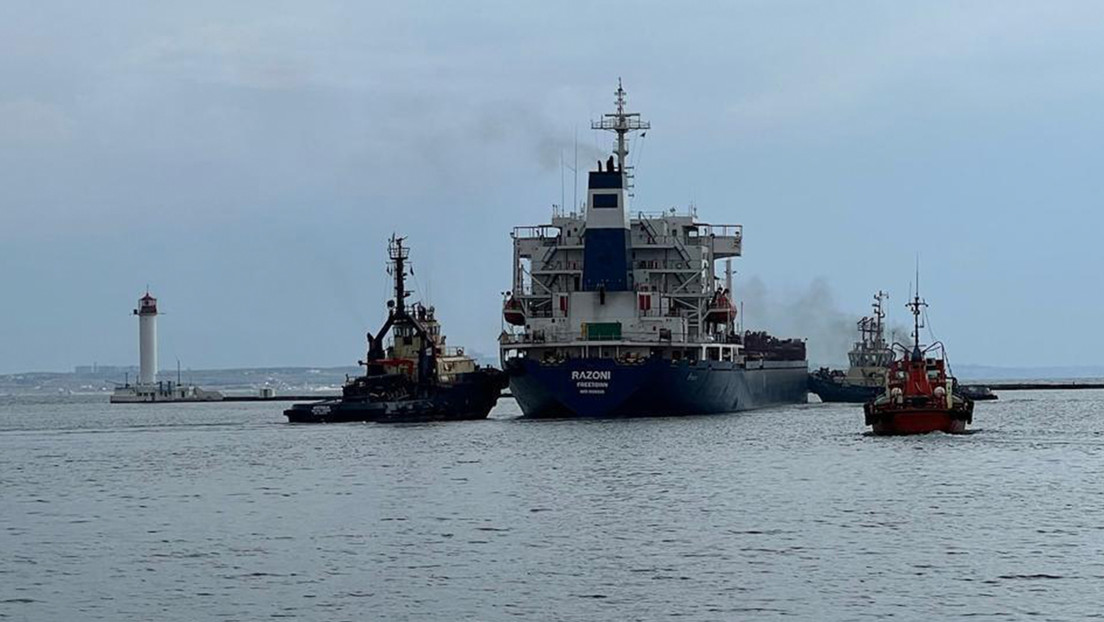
(583, 80, 650, 293)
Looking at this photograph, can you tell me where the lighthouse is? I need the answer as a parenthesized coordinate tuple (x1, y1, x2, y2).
(111, 291, 222, 403)
(134, 292, 158, 385)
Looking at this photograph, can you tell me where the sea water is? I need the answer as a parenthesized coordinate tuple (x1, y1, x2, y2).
(2, 391, 1102, 620)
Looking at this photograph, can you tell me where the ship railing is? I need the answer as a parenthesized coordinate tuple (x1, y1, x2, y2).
(511, 225, 560, 241)
(501, 330, 725, 346)
(632, 208, 695, 220)
(702, 224, 743, 239)
(551, 204, 582, 219)
(634, 259, 701, 271)
(633, 234, 694, 248)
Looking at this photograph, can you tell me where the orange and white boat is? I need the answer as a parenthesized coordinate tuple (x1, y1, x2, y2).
(863, 288, 973, 435)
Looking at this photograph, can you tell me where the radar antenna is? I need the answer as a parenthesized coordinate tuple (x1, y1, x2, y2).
(591, 78, 650, 194)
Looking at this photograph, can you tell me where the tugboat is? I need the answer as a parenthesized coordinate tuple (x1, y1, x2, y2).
(956, 384, 998, 401)
(863, 285, 973, 435)
(808, 291, 894, 403)
(285, 236, 506, 423)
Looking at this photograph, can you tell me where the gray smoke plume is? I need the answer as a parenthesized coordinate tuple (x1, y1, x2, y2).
(534, 134, 609, 176)
(737, 277, 909, 367)
(469, 101, 610, 178)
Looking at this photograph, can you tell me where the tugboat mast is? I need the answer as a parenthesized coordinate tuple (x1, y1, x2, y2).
(907, 270, 928, 359)
(389, 235, 411, 316)
(872, 290, 888, 348)
(365, 235, 427, 365)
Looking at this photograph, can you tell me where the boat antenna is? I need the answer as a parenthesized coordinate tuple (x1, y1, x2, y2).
(573, 127, 579, 212)
(907, 257, 928, 360)
(560, 148, 565, 215)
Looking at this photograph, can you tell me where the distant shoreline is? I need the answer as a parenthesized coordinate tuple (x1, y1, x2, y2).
(3, 364, 1104, 398)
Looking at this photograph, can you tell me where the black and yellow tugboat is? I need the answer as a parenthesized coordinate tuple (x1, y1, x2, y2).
(285, 236, 506, 423)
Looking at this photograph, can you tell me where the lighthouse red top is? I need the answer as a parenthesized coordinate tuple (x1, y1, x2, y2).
(135, 292, 158, 315)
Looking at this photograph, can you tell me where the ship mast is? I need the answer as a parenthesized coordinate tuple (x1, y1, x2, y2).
(872, 290, 888, 348)
(365, 235, 425, 364)
(907, 273, 927, 359)
(389, 235, 411, 316)
(592, 79, 650, 182)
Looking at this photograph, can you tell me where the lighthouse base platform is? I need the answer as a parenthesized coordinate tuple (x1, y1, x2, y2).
(110, 382, 224, 404)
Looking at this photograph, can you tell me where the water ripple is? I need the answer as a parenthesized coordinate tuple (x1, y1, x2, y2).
(1, 392, 1103, 620)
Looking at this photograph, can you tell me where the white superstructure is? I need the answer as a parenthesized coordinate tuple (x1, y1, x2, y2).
(501, 81, 745, 362)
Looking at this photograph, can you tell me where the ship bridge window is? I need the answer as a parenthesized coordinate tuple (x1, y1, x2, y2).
(593, 193, 619, 208)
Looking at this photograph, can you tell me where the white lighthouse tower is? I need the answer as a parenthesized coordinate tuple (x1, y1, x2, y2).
(135, 292, 158, 385)
(110, 291, 222, 403)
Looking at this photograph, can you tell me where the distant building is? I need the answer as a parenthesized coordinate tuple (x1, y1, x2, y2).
(74, 365, 138, 376)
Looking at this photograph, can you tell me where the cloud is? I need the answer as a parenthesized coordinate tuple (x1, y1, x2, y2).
(0, 99, 73, 144)
(128, 21, 317, 90)
(721, 3, 1104, 132)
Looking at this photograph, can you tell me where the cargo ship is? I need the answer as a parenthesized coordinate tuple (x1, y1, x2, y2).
(808, 291, 894, 403)
(863, 287, 973, 435)
(285, 236, 506, 423)
(498, 82, 808, 418)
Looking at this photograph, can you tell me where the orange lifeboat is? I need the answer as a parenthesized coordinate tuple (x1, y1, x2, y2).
(503, 295, 526, 326)
(704, 289, 736, 324)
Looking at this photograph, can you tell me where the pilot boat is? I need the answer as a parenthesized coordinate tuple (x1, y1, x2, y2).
(863, 287, 973, 435)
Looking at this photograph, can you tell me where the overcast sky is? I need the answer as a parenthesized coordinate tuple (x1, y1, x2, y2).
(3, 1, 1103, 373)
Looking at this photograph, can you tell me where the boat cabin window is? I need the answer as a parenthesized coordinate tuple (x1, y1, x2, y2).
(707, 347, 720, 361)
(721, 348, 732, 362)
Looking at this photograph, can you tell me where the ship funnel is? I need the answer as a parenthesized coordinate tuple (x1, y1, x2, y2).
(582, 81, 649, 293)
(582, 160, 631, 291)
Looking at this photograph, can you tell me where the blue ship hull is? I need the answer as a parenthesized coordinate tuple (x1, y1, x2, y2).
(806, 374, 882, 403)
(506, 356, 808, 418)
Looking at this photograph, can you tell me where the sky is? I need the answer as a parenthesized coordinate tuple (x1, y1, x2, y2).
(2, 1, 1104, 373)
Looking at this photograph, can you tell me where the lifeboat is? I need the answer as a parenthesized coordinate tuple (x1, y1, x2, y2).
(704, 289, 736, 324)
(503, 295, 526, 326)
(863, 292, 973, 435)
